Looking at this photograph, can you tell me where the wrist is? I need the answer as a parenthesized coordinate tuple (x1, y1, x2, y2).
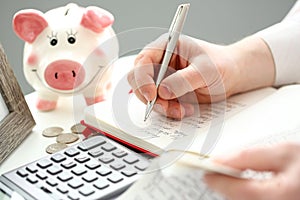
(228, 36, 275, 94)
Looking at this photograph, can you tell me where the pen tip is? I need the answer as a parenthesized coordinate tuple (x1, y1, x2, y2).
(144, 115, 148, 122)
(144, 112, 150, 122)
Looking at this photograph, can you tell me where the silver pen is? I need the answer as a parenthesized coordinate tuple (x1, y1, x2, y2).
(144, 3, 190, 121)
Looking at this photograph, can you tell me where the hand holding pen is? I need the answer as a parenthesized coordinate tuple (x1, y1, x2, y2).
(127, 4, 250, 120)
(144, 4, 190, 121)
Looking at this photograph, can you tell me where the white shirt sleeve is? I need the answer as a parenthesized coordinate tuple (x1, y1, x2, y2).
(255, 0, 300, 86)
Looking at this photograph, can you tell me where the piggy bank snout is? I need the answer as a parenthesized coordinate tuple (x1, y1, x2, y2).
(45, 60, 85, 90)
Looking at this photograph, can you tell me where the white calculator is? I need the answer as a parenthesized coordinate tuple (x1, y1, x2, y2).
(0, 135, 150, 200)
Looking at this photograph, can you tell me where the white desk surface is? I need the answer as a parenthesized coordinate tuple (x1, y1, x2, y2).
(0, 55, 135, 175)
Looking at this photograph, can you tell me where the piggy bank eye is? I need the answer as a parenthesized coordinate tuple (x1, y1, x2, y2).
(48, 32, 58, 46)
(50, 38, 58, 46)
(67, 36, 76, 44)
(67, 30, 77, 45)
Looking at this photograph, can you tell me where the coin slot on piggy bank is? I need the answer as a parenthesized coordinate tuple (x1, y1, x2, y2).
(13, 3, 119, 111)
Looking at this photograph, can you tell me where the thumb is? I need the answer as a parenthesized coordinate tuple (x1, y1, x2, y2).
(213, 145, 288, 172)
(158, 65, 198, 100)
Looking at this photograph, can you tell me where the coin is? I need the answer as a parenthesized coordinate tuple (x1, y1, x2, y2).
(42, 126, 64, 137)
(70, 123, 86, 134)
(46, 143, 68, 154)
(56, 133, 79, 144)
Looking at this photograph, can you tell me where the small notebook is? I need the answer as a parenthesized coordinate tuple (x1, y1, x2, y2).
(82, 72, 277, 156)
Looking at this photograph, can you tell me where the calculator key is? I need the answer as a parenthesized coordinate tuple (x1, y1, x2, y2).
(67, 178, 84, 189)
(82, 172, 98, 183)
(16, 169, 28, 177)
(107, 173, 124, 183)
(110, 161, 126, 171)
(61, 160, 77, 169)
(121, 170, 137, 177)
(57, 171, 73, 182)
(46, 165, 62, 175)
(71, 166, 87, 176)
(93, 179, 110, 190)
(123, 155, 139, 164)
(51, 153, 66, 163)
(37, 159, 53, 169)
(99, 156, 114, 164)
(79, 185, 95, 196)
(65, 147, 80, 157)
(101, 143, 117, 152)
(26, 175, 38, 184)
(88, 147, 104, 157)
(75, 156, 90, 163)
(112, 150, 128, 158)
(96, 167, 112, 176)
(26, 164, 39, 173)
(46, 177, 58, 187)
(85, 160, 101, 170)
(134, 161, 149, 171)
(36, 171, 48, 180)
(77, 137, 106, 151)
(57, 185, 69, 194)
(68, 191, 80, 200)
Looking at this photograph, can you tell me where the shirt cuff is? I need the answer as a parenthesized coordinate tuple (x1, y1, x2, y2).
(255, 21, 300, 86)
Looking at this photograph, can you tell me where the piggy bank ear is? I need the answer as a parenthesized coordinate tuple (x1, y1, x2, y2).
(13, 9, 48, 43)
(80, 6, 114, 33)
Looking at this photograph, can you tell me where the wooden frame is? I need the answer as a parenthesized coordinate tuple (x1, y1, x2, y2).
(0, 44, 35, 164)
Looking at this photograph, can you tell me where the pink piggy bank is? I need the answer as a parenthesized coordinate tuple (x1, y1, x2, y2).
(13, 3, 119, 111)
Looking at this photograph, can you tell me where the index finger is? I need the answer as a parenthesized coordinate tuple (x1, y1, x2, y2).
(128, 36, 168, 101)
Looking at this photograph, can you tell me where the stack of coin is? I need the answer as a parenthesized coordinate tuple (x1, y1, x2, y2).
(44, 123, 86, 154)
